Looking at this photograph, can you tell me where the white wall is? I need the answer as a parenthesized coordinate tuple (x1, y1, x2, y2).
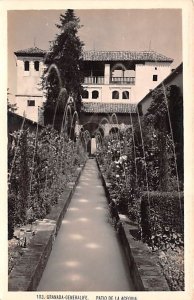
(82, 84, 135, 103)
(15, 56, 45, 122)
(15, 96, 44, 122)
(16, 56, 44, 95)
(14, 57, 172, 122)
(140, 66, 183, 115)
(134, 62, 171, 103)
(82, 62, 172, 104)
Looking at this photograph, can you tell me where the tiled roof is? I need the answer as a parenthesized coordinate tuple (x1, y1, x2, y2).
(14, 47, 173, 62)
(82, 102, 137, 114)
(14, 47, 46, 56)
(83, 50, 173, 62)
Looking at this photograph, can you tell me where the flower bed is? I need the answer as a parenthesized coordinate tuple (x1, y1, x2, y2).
(96, 127, 184, 291)
(141, 191, 184, 249)
(158, 248, 184, 291)
(8, 125, 87, 273)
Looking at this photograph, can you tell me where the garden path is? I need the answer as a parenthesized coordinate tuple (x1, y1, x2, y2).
(37, 159, 134, 291)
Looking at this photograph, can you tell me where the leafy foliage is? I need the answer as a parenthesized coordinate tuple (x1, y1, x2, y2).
(8, 125, 87, 239)
(96, 84, 184, 290)
(159, 248, 184, 290)
(144, 85, 183, 185)
(141, 191, 184, 250)
(96, 130, 140, 224)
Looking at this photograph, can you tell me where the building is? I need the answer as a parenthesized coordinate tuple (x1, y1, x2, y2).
(13, 46, 174, 153)
(14, 47, 46, 122)
(81, 50, 173, 104)
(137, 62, 183, 181)
(137, 62, 183, 115)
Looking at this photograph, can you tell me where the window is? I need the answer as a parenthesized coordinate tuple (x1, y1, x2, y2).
(153, 75, 158, 81)
(34, 61, 39, 71)
(92, 90, 99, 99)
(27, 100, 35, 106)
(155, 67, 157, 70)
(112, 91, 119, 99)
(122, 91, 129, 99)
(82, 90, 89, 99)
(24, 61, 29, 71)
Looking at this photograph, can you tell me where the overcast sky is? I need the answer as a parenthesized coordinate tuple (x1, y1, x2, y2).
(8, 9, 182, 99)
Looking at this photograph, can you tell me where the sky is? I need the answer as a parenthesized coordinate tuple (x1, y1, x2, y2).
(8, 9, 182, 100)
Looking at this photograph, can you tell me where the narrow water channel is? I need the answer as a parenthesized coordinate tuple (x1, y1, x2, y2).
(37, 159, 134, 291)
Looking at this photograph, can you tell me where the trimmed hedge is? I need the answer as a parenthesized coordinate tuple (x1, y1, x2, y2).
(141, 191, 184, 249)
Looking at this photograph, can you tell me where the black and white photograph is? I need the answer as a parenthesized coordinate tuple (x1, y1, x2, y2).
(2, 1, 194, 299)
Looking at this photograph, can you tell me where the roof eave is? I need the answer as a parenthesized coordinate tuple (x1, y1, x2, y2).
(14, 52, 46, 57)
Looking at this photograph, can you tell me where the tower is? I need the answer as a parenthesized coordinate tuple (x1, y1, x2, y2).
(14, 47, 46, 122)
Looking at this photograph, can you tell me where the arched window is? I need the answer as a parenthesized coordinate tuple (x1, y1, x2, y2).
(24, 61, 29, 71)
(122, 91, 129, 99)
(112, 90, 119, 99)
(34, 61, 39, 71)
(82, 90, 89, 99)
(92, 90, 99, 99)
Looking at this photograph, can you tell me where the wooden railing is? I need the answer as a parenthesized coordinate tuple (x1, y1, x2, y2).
(110, 77, 135, 85)
(84, 76, 135, 85)
(84, 76, 104, 84)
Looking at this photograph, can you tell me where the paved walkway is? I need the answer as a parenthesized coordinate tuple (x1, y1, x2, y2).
(38, 159, 134, 291)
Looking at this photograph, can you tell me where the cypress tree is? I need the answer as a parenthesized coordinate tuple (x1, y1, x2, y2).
(43, 9, 84, 130)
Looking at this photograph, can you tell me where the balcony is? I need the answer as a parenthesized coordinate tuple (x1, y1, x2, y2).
(84, 76, 104, 84)
(110, 77, 135, 85)
(83, 76, 135, 85)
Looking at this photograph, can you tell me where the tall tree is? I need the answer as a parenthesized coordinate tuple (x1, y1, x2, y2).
(43, 9, 84, 130)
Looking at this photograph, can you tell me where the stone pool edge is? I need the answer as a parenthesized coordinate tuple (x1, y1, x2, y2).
(8, 162, 86, 291)
(96, 159, 170, 292)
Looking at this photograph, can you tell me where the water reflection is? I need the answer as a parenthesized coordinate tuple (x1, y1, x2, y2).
(37, 159, 134, 291)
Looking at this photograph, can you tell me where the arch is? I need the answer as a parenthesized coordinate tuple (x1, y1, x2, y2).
(98, 127, 104, 138)
(111, 63, 126, 73)
(24, 61, 29, 71)
(82, 89, 89, 99)
(122, 91, 129, 99)
(109, 127, 119, 135)
(112, 90, 119, 99)
(92, 90, 99, 99)
(34, 61, 40, 71)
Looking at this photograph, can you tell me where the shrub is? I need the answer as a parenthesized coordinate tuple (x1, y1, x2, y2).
(159, 248, 184, 290)
(8, 125, 87, 238)
(141, 191, 184, 250)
